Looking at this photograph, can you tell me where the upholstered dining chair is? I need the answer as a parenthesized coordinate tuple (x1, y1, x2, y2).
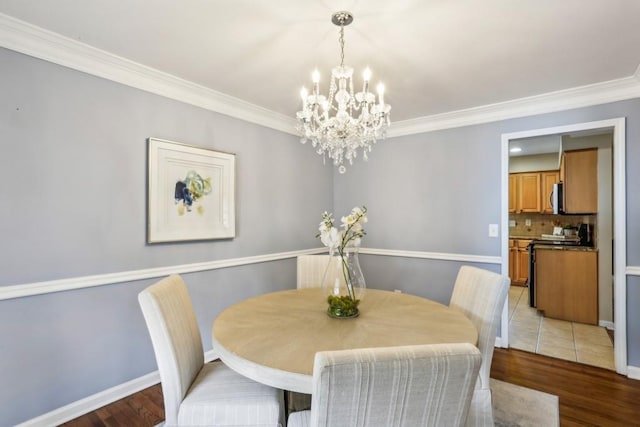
(138, 275, 284, 426)
(449, 266, 510, 427)
(289, 255, 334, 413)
(287, 343, 481, 427)
(296, 254, 332, 288)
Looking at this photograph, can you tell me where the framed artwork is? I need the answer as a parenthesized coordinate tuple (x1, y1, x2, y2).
(147, 137, 236, 243)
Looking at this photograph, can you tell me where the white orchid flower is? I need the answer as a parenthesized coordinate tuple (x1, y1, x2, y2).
(320, 227, 341, 251)
(317, 206, 366, 254)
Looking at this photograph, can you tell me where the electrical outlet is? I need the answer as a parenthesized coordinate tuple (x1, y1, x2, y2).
(509, 220, 516, 227)
(488, 224, 499, 237)
(525, 219, 532, 226)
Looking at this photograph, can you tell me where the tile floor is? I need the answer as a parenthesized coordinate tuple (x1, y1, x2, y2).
(508, 285, 615, 370)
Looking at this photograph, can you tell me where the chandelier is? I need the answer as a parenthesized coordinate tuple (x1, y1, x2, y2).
(296, 11, 391, 174)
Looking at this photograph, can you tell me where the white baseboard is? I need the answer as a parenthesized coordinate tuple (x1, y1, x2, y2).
(16, 350, 220, 427)
(627, 365, 640, 380)
(599, 320, 615, 330)
(15, 342, 639, 426)
(15, 371, 160, 427)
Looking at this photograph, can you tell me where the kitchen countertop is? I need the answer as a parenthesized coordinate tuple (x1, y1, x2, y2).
(533, 244, 597, 252)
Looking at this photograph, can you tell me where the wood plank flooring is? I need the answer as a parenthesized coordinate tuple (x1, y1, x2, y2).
(491, 348, 640, 426)
(62, 349, 640, 426)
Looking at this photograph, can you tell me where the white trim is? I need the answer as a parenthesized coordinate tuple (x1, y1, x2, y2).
(500, 129, 511, 348)
(15, 371, 160, 427)
(599, 320, 615, 330)
(18, 339, 638, 426)
(612, 118, 628, 375)
(0, 13, 297, 135)
(2, 13, 640, 140)
(389, 78, 640, 138)
(1, 247, 502, 301)
(14, 349, 220, 427)
(359, 247, 501, 264)
(627, 266, 640, 276)
(628, 366, 640, 381)
(0, 248, 325, 301)
(501, 117, 628, 376)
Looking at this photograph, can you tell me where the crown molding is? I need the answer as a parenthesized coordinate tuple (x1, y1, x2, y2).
(2, 13, 639, 140)
(0, 13, 298, 135)
(388, 74, 640, 138)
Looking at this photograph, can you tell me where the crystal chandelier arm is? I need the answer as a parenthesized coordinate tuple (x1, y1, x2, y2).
(296, 11, 391, 174)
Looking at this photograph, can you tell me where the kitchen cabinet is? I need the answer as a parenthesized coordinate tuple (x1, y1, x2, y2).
(509, 240, 516, 282)
(509, 171, 559, 214)
(509, 173, 540, 213)
(561, 149, 598, 214)
(535, 248, 598, 325)
(540, 171, 560, 214)
(508, 175, 517, 213)
(509, 239, 531, 286)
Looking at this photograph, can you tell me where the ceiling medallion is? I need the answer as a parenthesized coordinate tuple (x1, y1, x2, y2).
(296, 11, 391, 173)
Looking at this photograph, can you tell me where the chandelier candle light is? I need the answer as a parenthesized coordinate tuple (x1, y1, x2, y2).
(297, 11, 391, 174)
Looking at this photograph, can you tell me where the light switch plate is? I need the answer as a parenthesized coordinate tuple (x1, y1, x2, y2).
(525, 219, 532, 226)
(488, 224, 499, 237)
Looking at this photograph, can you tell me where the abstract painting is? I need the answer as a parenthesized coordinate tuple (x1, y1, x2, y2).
(147, 138, 236, 242)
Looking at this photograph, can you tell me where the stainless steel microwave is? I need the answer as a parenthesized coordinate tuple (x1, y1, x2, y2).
(552, 182, 564, 214)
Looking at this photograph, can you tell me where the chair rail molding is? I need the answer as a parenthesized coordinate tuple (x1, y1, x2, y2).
(1, 247, 504, 301)
(627, 266, 640, 276)
(0, 249, 325, 301)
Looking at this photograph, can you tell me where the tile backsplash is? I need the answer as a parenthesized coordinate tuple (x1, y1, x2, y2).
(509, 213, 596, 238)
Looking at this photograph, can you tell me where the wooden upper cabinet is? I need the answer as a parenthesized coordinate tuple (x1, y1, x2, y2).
(509, 170, 559, 214)
(541, 171, 560, 214)
(562, 149, 598, 214)
(509, 172, 540, 213)
(517, 173, 541, 213)
(509, 175, 517, 213)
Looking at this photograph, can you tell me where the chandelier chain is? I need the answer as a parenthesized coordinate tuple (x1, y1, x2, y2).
(339, 25, 345, 67)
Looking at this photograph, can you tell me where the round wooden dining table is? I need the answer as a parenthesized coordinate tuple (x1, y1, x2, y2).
(211, 288, 477, 394)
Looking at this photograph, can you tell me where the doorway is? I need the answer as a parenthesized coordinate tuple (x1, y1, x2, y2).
(500, 118, 627, 375)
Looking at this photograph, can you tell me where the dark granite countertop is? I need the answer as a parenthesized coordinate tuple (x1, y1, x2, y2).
(533, 244, 597, 252)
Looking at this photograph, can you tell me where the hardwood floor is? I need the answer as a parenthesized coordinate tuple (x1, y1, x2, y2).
(491, 348, 640, 426)
(62, 349, 640, 426)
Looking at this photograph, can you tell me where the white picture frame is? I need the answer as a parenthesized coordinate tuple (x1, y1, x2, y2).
(147, 137, 236, 243)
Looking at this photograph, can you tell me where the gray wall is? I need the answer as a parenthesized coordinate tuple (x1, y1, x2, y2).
(334, 98, 640, 365)
(0, 48, 332, 426)
(2, 45, 640, 425)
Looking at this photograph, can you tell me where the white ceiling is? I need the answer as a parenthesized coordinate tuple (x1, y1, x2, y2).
(1, 0, 640, 124)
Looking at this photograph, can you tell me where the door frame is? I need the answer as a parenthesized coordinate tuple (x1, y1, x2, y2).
(500, 117, 627, 375)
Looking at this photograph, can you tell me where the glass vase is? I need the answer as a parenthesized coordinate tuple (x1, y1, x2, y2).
(322, 249, 366, 318)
